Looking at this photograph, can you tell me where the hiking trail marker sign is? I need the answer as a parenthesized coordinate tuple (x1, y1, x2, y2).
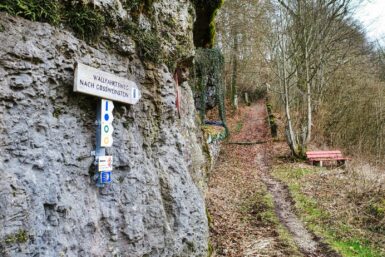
(100, 99, 114, 147)
(74, 62, 141, 104)
(73, 62, 141, 187)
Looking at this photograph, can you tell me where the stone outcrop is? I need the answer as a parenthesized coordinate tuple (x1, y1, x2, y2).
(0, 1, 215, 256)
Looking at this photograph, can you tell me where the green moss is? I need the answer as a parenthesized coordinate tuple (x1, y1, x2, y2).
(5, 229, 28, 245)
(53, 107, 62, 118)
(0, 0, 210, 67)
(164, 16, 177, 28)
(266, 102, 278, 138)
(202, 125, 226, 143)
(208, 6, 222, 47)
(206, 207, 212, 225)
(165, 37, 193, 71)
(0, 0, 61, 25)
(122, 21, 163, 63)
(123, 0, 143, 10)
(367, 199, 385, 220)
(192, 0, 224, 48)
(0, 0, 105, 42)
(365, 199, 385, 233)
(63, 2, 105, 42)
(123, 0, 155, 16)
(266, 103, 272, 112)
(0, 0, 165, 63)
(207, 241, 214, 257)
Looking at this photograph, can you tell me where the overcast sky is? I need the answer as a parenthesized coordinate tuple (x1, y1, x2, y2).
(354, 0, 385, 44)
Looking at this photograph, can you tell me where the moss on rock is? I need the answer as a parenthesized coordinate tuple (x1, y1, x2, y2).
(4, 229, 29, 245)
(0, 0, 61, 25)
(192, 0, 223, 48)
(62, 1, 105, 42)
(0, 0, 105, 42)
(0, 0, 196, 66)
(121, 20, 163, 63)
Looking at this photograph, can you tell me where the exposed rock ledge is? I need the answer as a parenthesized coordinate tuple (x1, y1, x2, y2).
(0, 5, 213, 256)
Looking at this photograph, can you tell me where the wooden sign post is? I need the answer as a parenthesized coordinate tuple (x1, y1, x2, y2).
(74, 62, 141, 187)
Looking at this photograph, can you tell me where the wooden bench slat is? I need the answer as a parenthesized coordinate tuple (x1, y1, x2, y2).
(307, 154, 342, 156)
(308, 154, 343, 157)
(306, 151, 341, 154)
(309, 158, 348, 161)
(308, 156, 344, 159)
(308, 155, 344, 158)
(305, 150, 349, 167)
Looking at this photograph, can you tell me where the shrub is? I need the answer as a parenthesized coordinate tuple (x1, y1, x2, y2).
(0, 0, 61, 25)
(63, 1, 105, 42)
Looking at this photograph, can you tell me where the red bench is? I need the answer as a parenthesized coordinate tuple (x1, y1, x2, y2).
(306, 150, 349, 167)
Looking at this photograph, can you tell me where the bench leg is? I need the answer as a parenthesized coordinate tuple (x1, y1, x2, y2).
(337, 160, 346, 168)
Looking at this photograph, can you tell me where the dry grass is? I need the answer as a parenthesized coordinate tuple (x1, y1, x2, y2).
(272, 159, 385, 256)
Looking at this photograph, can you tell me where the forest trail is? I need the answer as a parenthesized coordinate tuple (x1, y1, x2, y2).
(207, 100, 340, 257)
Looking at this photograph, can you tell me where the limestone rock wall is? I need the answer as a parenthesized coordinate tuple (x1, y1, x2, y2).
(0, 1, 210, 256)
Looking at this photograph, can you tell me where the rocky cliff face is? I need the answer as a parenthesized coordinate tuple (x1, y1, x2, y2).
(0, 1, 213, 256)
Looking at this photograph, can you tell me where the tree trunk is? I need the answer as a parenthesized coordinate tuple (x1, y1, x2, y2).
(281, 39, 298, 156)
(245, 92, 250, 106)
(305, 44, 312, 146)
(231, 32, 238, 109)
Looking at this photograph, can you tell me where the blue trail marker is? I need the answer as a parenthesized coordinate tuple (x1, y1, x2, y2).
(95, 99, 114, 187)
(105, 101, 109, 121)
(99, 171, 112, 184)
(100, 99, 114, 147)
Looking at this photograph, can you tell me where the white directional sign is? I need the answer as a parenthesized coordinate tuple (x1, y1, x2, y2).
(100, 99, 114, 147)
(98, 156, 113, 171)
(74, 63, 141, 104)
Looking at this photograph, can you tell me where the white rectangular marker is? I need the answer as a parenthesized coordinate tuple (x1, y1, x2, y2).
(98, 156, 113, 171)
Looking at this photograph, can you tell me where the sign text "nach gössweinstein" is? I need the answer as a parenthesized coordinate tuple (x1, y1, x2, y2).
(74, 63, 141, 105)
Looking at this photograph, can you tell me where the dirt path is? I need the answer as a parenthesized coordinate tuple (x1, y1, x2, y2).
(207, 100, 340, 257)
(258, 149, 340, 257)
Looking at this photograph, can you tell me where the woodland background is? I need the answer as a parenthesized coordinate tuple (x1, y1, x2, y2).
(215, 0, 385, 162)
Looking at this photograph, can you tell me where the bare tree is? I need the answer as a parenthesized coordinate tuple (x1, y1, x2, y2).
(216, 0, 271, 107)
(271, 0, 354, 157)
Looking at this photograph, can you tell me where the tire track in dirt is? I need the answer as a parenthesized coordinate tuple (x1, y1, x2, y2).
(208, 100, 341, 256)
(252, 101, 341, 257)
(207, 101, 299, 256)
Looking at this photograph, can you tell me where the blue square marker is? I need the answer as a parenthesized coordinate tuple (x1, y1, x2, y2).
(99, 171, 112, 184)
